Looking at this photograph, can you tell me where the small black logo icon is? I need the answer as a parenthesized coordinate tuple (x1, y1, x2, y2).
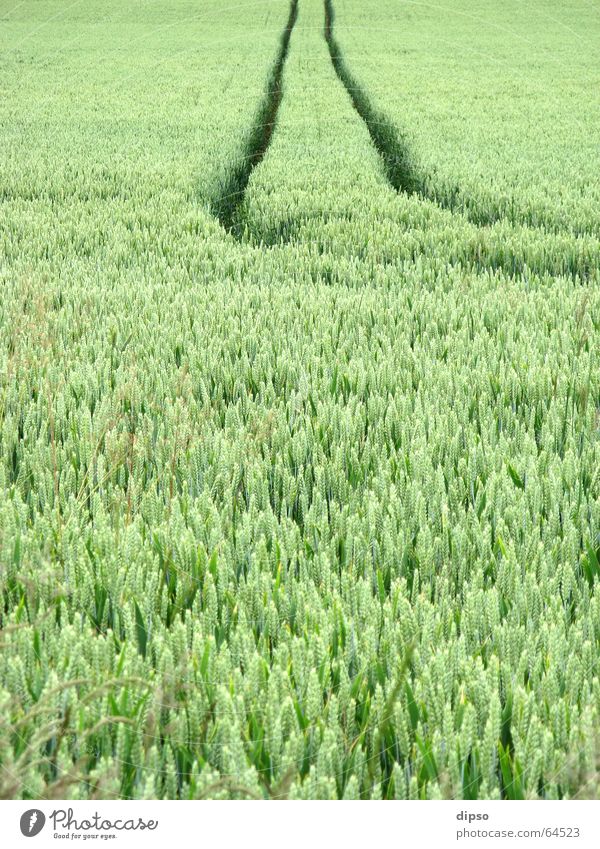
(20, 810, 46, 837)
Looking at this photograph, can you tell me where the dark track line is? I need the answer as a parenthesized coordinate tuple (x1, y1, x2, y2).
(324, 0, 419, 196)
(212, 0, 593, 281)
(214, 0, 299, 236)
(323, 0, 598, 244)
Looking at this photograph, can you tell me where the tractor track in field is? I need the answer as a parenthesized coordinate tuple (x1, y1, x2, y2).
(324, 0, 419, 197)
(213, 0, 298, 236)
(212, 0, 594, 282)
(323, 0, 597, 245)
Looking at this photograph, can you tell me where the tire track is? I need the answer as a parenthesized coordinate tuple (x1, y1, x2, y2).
(212, 0, 595, 282)
(324, 0, 419, 196)
(213, 0, 299, 236)
(323, 0, 597, 243)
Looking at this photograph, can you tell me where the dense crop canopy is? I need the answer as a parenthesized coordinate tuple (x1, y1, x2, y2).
(0, 0, 599, 801)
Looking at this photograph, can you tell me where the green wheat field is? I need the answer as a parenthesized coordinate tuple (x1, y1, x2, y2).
(1, 0, 600, 800)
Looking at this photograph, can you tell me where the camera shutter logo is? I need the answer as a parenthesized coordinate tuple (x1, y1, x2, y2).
(19, 810, 46, 837)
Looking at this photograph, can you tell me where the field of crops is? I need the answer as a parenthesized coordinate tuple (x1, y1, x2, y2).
(1, 0, 599, 800)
